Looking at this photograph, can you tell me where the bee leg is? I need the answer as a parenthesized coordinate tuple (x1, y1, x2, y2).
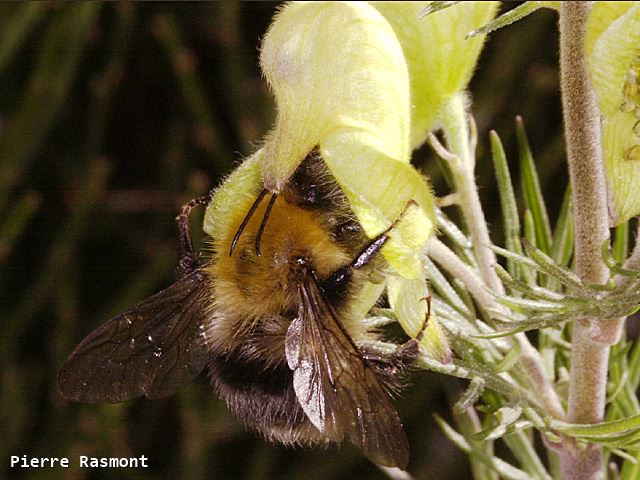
(360, 346, 415, 389)
(322, 200, 418, 293)
(361, 297, 432, 383)
(176, 193, 212, 275)
(391, 295, 432, 362)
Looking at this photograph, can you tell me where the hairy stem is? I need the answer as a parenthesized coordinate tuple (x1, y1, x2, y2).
(435, 95, 565, 421)
(439, 94, 503, 294)
(427, 238, 565, 420)
(559, 2, 612, 479)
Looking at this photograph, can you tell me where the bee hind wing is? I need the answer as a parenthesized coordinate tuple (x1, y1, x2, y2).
(58, 269, 210, 403)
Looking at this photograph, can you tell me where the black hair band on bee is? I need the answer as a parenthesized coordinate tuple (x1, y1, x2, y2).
(229, 188, 278, 257)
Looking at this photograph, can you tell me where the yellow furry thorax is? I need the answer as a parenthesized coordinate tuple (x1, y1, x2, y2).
(207, 196, 350, 319)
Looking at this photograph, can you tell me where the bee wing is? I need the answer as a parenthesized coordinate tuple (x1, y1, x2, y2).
(285, 272, 409, 469)
(59, 269, 210, 403)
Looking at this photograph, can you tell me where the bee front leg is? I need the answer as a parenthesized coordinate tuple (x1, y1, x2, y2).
(176, 193, 212, 275)
(322, 200, 418, 293)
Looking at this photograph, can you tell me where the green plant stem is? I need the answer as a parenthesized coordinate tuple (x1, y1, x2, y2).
(455, 407, 497, 480)
(0, 2, 46, 74)
(152, 12, 233, 169)
(439, 93, 502, 294)
(0, 3, 101, 210)
(0, 191, 40, 261)
(434, 95, 565, 422)
(559, 2, 612, 479)
(600, 226, 640, 346)
(1, 159, 110, 360)
(427, 238, 565, 420)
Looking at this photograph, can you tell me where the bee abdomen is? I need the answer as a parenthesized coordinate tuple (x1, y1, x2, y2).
(207, 352, 324, 445)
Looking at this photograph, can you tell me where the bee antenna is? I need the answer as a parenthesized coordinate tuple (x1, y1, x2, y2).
(255, 193, 277, 257)
(229, 189, 268, 256)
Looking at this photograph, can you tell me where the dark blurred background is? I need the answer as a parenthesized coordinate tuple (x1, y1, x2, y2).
(0, 3, 563, 479)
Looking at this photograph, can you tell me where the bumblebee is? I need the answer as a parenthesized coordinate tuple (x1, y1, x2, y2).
(59, 151, 427, 469)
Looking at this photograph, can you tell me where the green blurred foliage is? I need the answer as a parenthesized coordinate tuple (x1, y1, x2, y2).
(0, 2, 561, 479)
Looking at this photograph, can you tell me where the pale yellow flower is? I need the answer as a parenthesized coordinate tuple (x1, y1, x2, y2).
(587, 3, 640, 225)
(373, 1, 498, 149)
(259, 1, 435, 278)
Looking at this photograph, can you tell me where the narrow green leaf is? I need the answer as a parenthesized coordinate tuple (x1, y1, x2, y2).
(550, 185, 574, 267)
(431, 298, 476, 332)
(523, 408, 547, 430)
(611, 448, 638, 465)
(476, 315, 572, 338)
(493, 340, 522, 373)
(490, 130, 521, 252)
(489, 244, 538, 268)
(602, 239, 640, 278)
(576, 428, 640, 449)
(474, 407, 522, 440)
(418, 1, 461, 19)
(0, 191, 40, 261)
(620, 449, 640, 480)
(435, 208, 477, 267)
(503, 430, 552, 480)
(523, 209, 537, 249)
(518, 116, 552, 254)
(419, 355, 530, 402)
(494, 264, 565, 301)
(435, 414, 472, 451)
(0, 2, 47, 74)
(493, 294, 566, 313)
(476, 419, 535, 442)
(489, 130, 533, 287)
(608, 368, 631, 407)
(628, 339, 640, 391)
(423, 257, 473, 318)
(452, 277, 478, 320)
(0, 3, 102, 209)
(453, 377, 485, 415)
(549, 414, 640, 438)
(612, 220, 630, 263)
(467, 2, 552, 38)
(434, 415, 533, 480)
(523, 240, 596, 298)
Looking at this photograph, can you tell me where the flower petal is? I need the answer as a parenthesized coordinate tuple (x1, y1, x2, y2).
(589, 4, 640, 224)
(259, 1, 410, 190)
(590, 3, 640, 116)
(373, 1, 498, 148)
(260, 1, 435, 276)
(387, 275, 452, 364)
(603, 112, 640, 225)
